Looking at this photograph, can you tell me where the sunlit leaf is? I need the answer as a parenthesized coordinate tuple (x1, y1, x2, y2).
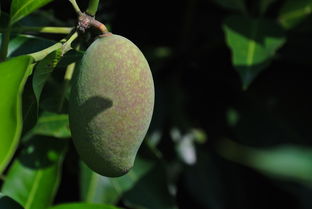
(30, 112, 71, 139)
(0, 55, 33, 174)
(279, 0, 312, 29)
(49, 203, 121, 209)
(223, 15, 286, 89)
(10, 0, 54, 25)
(1, 136, 67, 209)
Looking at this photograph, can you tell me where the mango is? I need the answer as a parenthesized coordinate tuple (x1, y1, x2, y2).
(69, 34, 154, 177)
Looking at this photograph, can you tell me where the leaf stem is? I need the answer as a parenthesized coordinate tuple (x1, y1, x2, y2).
(0, 26, 73, 34)
(86, 0, 100, 16)
(68, 0, 82, 15)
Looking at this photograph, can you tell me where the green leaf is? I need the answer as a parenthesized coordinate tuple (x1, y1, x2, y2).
(32, 49, 62, 110)
(80, 157, 155, 205)
(0, 55, 33, 174)
(1, 136, 67, 209)
(213, 0, 246, 13)
(0, 193, 24, 209)
(279, 0, 312, 29)
(218, 140, 312, 184)
(30, 112, 71, 139)
(10, 0, 54, 25)
(49, 203, 121, 209)
(223, 15, 286, 89)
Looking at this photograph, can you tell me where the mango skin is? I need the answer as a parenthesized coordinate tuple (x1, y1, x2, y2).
(69, 34, 154, 177)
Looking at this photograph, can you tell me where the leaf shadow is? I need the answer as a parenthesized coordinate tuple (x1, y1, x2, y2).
(18, 135, 67, 169)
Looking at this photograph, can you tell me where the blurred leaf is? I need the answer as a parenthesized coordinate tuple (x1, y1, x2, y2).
(279, 0, 312, 29)
(80, 157, 155, 205)
(223, 15, 286, 89)
(0, 55, 33, 174)
(32, 49, 62, 110)
(123, 162, 177, 209)
(218, 139, 312, 184)
(49, 203, 121, 209)
(212, 0, 246, 13)
(0, 193, 24, 209)
(1, 136, 67, 209)
(30, 112, 71, 139)
(10, 0, 54, 25)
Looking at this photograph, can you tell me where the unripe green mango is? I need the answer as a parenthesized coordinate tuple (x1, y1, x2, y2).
(69, 34, 154, 177)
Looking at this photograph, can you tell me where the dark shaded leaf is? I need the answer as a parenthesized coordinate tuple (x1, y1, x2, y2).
(0, 193, 24, 209)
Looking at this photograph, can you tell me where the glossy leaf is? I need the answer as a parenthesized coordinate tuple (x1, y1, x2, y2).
(0, 55, 33, 174)
(1, 136, 67, 209)
(49, 203, 121, 209)
(30, 112, 71, 138)
(10, 0, 54, 25)
(223, 15, 286, 89)
(279, 0, 312, 29)
(80, 157, 155, 204)
(0, 193, 24, 209)
(32, 49, 62, 110)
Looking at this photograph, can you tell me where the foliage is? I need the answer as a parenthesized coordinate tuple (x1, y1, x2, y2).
(1, 0, 312, 209)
